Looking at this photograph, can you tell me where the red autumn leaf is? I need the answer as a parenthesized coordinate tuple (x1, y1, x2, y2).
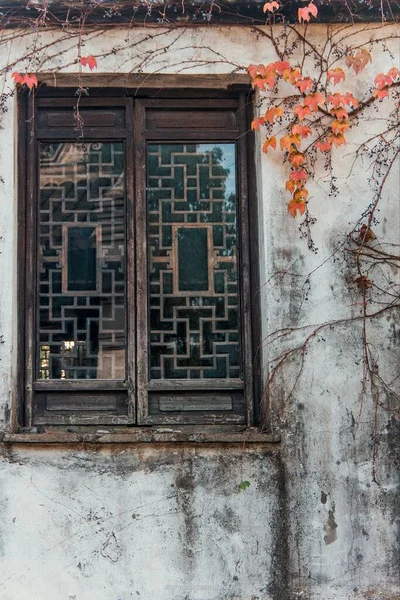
(12, 72, 24, 84)
(288, 198, 306, 217)
(262, 136, 277, 153)
(359, 224, 376, 243)
(374, 72, 392, 89)
(289, 151, 306, 168)
(293, 187, 309, 201)
(298, 2, 318, 22)
(273, 60, 291, 75)
(264, 106, 283, 123)
(252, 76, 268, 90)
(251, 73, 276, 90)
(307, 2, 318, 16)
(289, 169, 308, 181)
(387, 67, 400, 81)
(283, 68, 302, 84)
(304, 92, 325, 111)
(327, 93, 345, 108)
(331, 119, 350, 134)
(280, 135, 293, 151)
(12, 72, 38, 89)
(286, 180, 296, 193)
(373, 87, 389, 100)
(331, 107, 348, 121)
(251, 117, 266, 131)
(80, 55, 97, 70)
(327, 92, 358, 108)
(327, 68, 346, 85)
(294, 104, 312, 121)
(292, 124, 312, 138)
(257, 64, 268, 77)
(328, 133, 346, 147)
(295, 77, 313, 93)
(343, 92, 359, 107)
(280, 134, 301, 151)
(345, 49, 371, 75)
(263, 73, 277, 89)
(263, 1, 279, 12)
(24, 74, 38, 90)
(315, 140, 331, 152)
(248, 64, 259, 79)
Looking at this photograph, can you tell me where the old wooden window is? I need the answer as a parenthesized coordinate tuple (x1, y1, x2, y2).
(18, 91, 259, 429)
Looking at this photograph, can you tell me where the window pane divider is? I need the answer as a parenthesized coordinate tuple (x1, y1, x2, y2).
(33, 380, 128, 392)
(148, 380, 244, 391)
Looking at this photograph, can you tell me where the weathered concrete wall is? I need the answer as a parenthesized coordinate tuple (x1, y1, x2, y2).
(0, 23, 398, 600)
(0, 444, 283, 600)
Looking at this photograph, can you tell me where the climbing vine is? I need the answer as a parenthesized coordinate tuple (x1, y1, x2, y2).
(240, 4, 399, 479)
(248, 2, 399, 219)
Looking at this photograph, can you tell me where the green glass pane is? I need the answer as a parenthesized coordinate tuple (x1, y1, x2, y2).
(178, 228, 208, 292)
(67, 227, 96, 291)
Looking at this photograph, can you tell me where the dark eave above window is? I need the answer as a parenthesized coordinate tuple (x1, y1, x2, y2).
(0, 0, 398, 28)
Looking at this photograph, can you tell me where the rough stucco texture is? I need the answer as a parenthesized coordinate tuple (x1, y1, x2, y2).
(0, 445, 282, 600)
(0, 23, 399, 600)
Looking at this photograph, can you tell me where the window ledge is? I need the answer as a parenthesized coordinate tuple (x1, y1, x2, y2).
(0, 428, 281, 445)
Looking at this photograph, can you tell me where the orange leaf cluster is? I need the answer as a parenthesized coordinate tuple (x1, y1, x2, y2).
(327, 92, 358, 108)
(345, 49, 371, 75)
(251, 106, 283, 132)
(292, 124, 312, 138)
(265, 106, 284, 122)
(327, 68, 345, 85)
(288, 198, 307, 217)
(331, 119, 350, 135)
(315, 140, 331, 153)
(285, 137, 309, 217)
(294, 104, 312, 121)
(331, 107, 348, 121)
(328, 133, 346, 147)
(280, 134, 301, 151)
(283, 67, 302, 85)
(298, 2, 318, 22)
(373, 67, 400, 100)
(80, 55, 97, 70)
(262, 136, 277, 153)
(288, 151, 306, 168)
(289, 169, 308, 182)
(251, 117, 266, 131)
(246, 50, 395, 219)
(12, 72, 38, 89)
(248, 61, 292, 91)
(295, 77, 313, 93)
(304, 92, 325, 111)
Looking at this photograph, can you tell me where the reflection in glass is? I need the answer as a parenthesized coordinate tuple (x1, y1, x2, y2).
(38, 142, 126, 379)
(147, 143, 241, 380)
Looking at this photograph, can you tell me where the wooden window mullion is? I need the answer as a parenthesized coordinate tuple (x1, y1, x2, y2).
(134, 100, 149, 425)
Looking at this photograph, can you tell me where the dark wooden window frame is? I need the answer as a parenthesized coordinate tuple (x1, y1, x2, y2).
(17, 88, 261, 431)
